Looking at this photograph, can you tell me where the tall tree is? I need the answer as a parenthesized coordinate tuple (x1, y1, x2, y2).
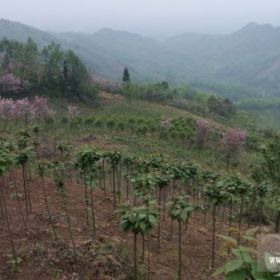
(122, 67, 130, 83)
(63, 50, 89, 96)
(21, 37, 40, 85)
(222, 128, 246, 171)
(41, 42, 64, 89)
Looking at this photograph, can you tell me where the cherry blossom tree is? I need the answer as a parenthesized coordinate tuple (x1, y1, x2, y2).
(0, 73, 22, 93)
(0, 96, 54, 126)
(222, 128, 246, 171)
(31, 96, 53, 120)
(195, 119, 212, 148)
(0, 97, 13, 120)
(16, 98, 32, 124)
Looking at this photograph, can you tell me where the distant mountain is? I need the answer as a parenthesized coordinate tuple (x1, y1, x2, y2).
(0, 19, 59, 47)
(56, 29, 171, 81)
(1, 19, 280, 99)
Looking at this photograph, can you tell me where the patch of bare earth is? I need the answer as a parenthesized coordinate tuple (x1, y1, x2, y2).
(0, 171, 234, 280)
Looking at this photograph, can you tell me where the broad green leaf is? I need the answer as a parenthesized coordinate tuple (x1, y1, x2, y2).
(225, 269, 248, 280)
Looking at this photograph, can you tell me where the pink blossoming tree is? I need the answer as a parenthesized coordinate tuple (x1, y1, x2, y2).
(0, 73, 22, 93)
(31, 96, 54, 120)
(222, 128, 246, 171)
(195, 119, 212, 149)
(0, 96, 54, 128)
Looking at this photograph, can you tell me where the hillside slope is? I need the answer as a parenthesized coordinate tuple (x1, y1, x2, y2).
(1, 19, 280, 98)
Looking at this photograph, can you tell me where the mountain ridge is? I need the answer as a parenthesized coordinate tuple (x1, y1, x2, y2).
(1, 18, 280, 99)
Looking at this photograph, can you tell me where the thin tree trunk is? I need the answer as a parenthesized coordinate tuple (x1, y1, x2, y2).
(84, 174, 89, 226)
(22, 164, 29, 217)
(157, 187, 161, 250)
(185, 218, 189, 231)
(126, 179, 129, 201)
(27, 162, 32, 181)
(163, 188, 167, 221)
(258, 199, 264, 227)
(226, 156, 230, 172)
(203, 195, 207, 227)
(117, 164, 122, 203)
(102, 160, 106, 200)
(41, 175, 57, 241)
(147, 199, 151, 280)
(229, 198, 233, 230)
(1, 178, 18, 270)
(12, 174, 27, 231)
(62, 192, 77, 259)
(90, 189, 96, 238)
(0, 185, 4, 218)
(228, 198, 233, 254)
(275, 211, 280, 233)
(126, 166, 130, 201)
(170, 218, 174, 239)
(178, 220, 182, 280)
(212, 204, 216, 268)
(147, 232, 151, 280)
(134, 233, 138, 280)
(141, 234, 145, 263)
(238, 195, 244, 244)
(112, 166, 117, 208)
(24, 164, 32, 213)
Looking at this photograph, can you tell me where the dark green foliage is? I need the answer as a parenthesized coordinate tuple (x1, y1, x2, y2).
(75, 149, 101, 172)
(117, 203, 158, 235)
(62, 50, 89, 96)
(168, 195, 194, 222)
(259, 134, 280, 187)
(122, 68, 130, 83)
(0, 38, 91, 99)
(94, 119, 104, 128)
(207, 96, 236, 118)
(107, 119, 116, 129)
(119, 83, 175, 103)
(84, 118, 93, 126)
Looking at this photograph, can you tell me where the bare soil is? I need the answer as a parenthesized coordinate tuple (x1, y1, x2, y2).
(0, 170, 231, 280)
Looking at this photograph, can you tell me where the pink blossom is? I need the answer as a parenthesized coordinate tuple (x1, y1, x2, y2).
(0, 97, 14, 119)
(16, 98, 33, 121)
(0, 95, 54, 122)
(31, 96, 53, 119)
(222, 127, 246, 167)
(196, 119, 212, 148)
(0, 73, 22, 93)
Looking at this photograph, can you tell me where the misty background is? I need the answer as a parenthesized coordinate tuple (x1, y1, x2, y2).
(1, 0, 280, 36)
(1, 0, 280, 128)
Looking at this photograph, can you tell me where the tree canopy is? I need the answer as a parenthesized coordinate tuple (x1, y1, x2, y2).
(0, 38, 90, 98)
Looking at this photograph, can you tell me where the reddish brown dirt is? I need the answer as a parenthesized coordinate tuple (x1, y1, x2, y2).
(0, 170, 233, 280)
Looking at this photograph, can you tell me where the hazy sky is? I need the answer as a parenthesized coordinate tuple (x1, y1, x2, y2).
(1, 0, 280, 36)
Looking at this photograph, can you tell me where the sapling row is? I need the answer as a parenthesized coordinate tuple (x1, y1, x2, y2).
(0, 133, 276, 279)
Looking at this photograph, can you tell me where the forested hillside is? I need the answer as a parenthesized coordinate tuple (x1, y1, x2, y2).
(0, 37, 98, 101)
(1, 19, 280, 99)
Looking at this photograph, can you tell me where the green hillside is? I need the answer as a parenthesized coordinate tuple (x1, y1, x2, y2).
(1, 19, 280, 100)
